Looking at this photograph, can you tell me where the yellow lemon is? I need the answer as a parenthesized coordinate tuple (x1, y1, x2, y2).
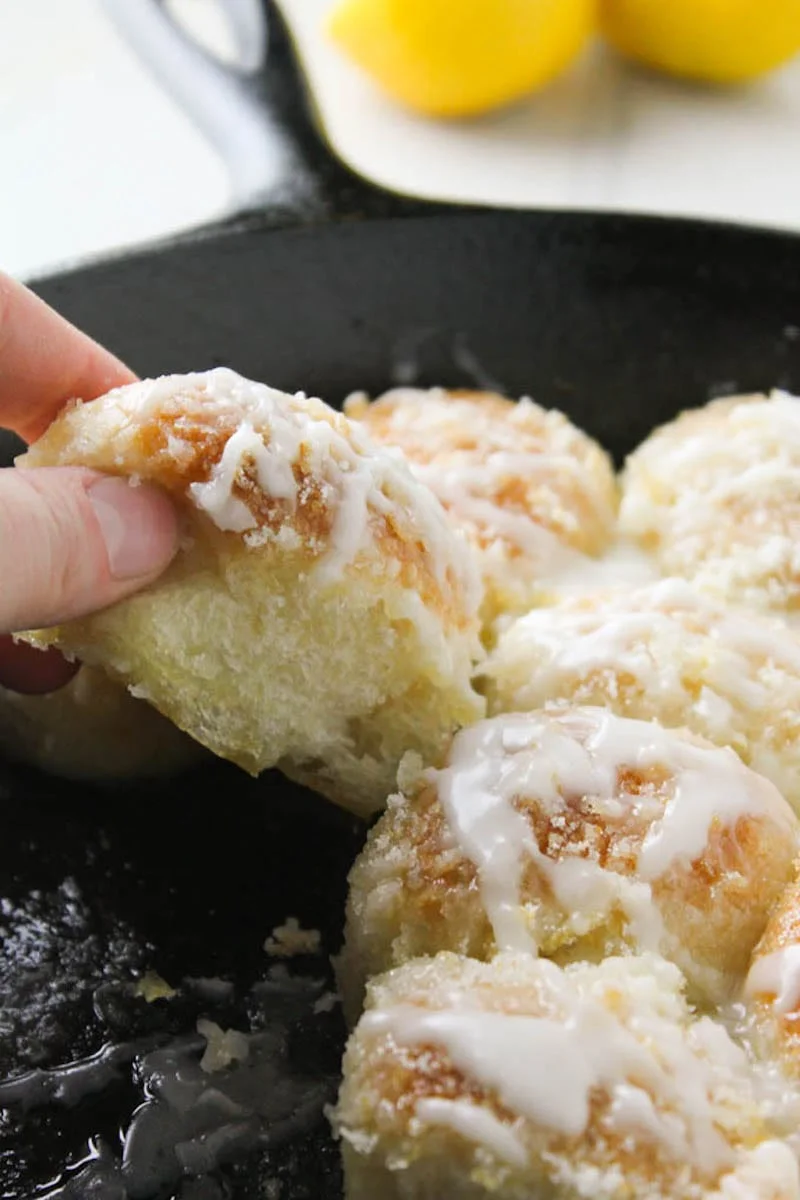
(327, 0, 596, 118)
(599, 0, 800, 84)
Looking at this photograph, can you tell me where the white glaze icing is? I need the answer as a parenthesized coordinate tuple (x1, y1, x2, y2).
(184, 372, 393, 573)
(434, 724, 538, 954)
(536, 540, 659, 595)
(429, 708, 792, 956)
(746, 947, 800, 1015)
(364, 1004, 596, 1137)
(606, 1082, 685, 1155)
(414, 1098, 527, 1167)
(412, 472, 585, 569)
(123, 369, 482, 611)
(624, 393, 800, 492)
(493, 578, 800, 690)
(189, 422, 265, 532)
(347, 385, 616, 582)
(363, 956, 739, 1173)
(486, 579, 800, 788)
(711, 1140, 800, 1199)
(620, 392, 800, 608)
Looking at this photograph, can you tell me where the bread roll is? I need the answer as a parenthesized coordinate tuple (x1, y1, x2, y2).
(619, 392, 800, 612)
(0, 664, 203, 782)
(334, 951, 797, 1200)
(339, 707, 799, 1017)
(19, 369, 484, 816)
(346, 387, 619, 630)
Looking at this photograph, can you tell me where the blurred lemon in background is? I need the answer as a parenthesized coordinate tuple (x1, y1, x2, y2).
(599, 0, 800, 83)
(327, 0, 596, 117)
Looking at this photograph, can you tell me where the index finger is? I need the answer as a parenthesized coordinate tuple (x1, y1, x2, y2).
(0, 271, 136, 444)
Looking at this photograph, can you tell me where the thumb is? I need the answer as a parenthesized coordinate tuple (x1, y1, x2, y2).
(0, 466, 178, 634)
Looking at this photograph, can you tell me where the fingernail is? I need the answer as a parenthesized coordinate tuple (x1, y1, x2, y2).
(88, 476, 178, 580)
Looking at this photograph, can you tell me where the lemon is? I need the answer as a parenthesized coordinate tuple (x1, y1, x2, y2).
(327, 0, 596, 118)
(599, 0, 800, 84)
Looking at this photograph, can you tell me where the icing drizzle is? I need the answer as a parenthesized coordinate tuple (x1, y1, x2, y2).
(430, 708, 793, 956)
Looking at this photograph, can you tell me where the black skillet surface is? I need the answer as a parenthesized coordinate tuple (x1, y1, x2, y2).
(2, 4, 800, 1197)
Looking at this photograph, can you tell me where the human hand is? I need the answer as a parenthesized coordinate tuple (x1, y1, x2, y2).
(0, 272, 178, 692)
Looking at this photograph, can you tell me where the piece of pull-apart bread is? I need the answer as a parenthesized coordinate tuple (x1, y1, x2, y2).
(338, 707, 799, 1019)
(346, 387, 620, 631)
(619, 391, 800, 613)
(0, 664, 206, 782)
(18, 369, 485, 816)
(333, 951, 800, 1200)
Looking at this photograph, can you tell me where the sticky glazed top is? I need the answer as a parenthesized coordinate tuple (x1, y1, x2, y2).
(21, 368, 485, 640)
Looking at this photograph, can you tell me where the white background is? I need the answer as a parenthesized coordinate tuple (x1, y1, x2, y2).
(0, 0, 229, 279)
(3, 0, 800, 282)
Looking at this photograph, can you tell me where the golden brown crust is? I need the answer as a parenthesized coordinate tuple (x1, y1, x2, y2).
(757, 883, 800, 961)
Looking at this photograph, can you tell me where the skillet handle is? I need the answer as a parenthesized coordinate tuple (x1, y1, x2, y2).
(99, 0, 425, 224)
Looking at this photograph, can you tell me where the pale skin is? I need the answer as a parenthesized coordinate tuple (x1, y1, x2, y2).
(0, 272, 179, 693)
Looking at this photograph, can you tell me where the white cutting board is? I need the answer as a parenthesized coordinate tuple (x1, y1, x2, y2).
(277, 0, 800, 232)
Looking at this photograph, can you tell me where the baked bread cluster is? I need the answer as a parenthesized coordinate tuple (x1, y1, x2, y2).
(13, 377, 800, 1197)
(334, 387, 800, 1199)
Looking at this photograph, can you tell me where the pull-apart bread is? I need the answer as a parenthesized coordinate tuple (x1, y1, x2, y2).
(19, 369, 485, 816)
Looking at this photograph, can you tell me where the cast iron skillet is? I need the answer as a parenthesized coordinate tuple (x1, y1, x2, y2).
(2, 4, 800, 1197)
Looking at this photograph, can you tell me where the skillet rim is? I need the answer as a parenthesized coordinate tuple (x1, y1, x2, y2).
(26, 203, 800, 290)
